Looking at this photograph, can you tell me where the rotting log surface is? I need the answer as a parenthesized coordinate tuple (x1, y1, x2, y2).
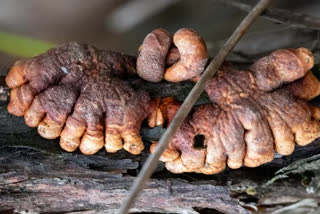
(0, 67, 320, 214)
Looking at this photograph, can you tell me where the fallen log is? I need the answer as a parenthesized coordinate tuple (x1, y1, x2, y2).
(0, 66, 320, 213)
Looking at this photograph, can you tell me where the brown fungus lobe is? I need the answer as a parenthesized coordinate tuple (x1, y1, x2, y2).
(6, 42, 153, 155)
(164, 28, 208, 82)
(137, 28, 208, 82)
(137, 28, 172, 82)
(152, 48, 320, 174)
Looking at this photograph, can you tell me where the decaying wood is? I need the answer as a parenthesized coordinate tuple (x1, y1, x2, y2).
(1, 66, 320, 213)
(0, 148, 247, 214)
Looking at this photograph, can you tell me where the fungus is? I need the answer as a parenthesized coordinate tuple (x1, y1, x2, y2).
(153, 48, 320, 174)
(6, 42, 152, 155)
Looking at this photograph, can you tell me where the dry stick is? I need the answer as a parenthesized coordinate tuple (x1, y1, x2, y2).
(118, 0, 273, 213)
(216, 0, 320, 30)
(0, 76, 9, 102)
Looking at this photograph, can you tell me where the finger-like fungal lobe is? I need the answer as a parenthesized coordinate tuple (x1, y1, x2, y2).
(147, 97, 181, 128)
(154, 48, 320, 174)
(137, 28, 208, 82)
(164, 28, 208, 82)
(6, 42, 152, 155)
(137, 29, 172, 82)
(249, 48, 314, 91)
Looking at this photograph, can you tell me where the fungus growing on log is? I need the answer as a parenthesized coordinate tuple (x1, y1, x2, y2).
(5, 28, 320, 175)
(6, 42, 154, 155)
(152, 48, 320, 174)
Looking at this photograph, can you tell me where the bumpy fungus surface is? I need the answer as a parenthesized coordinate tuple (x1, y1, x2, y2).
(153, 48, 320, 174)
(137, 28, 208, 82)
(6, 42, 152, 155)
(6, 28, 320, 175)
(137, 29, 172, 82)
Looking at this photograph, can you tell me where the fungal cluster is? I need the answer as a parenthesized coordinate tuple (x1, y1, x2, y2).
(6, 28, 320, 174)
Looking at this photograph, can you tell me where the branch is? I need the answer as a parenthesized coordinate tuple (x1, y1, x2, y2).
(1, 125, 320, 213)
(3, 146, 320, 213)
(0, 144, 248, 214)
(1, 70, 320, 213)
(0, 76, 9, 102)
(216, 0, 320, 30)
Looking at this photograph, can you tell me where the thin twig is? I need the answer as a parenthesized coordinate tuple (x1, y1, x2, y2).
(118, 0, 273, 213)
(216, 0, 320, 30)
(0, 76, 9, 101)
(310, 31, 320, 51)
